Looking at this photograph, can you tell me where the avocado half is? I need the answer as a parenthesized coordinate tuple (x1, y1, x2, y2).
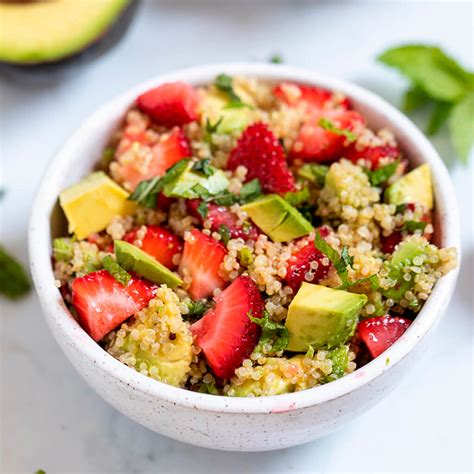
(0, 0, 133, 65)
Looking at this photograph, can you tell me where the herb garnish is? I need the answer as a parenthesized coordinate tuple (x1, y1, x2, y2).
(102, 255, 131, 286)
(205, 178, 262, 207)
(364, 159, 400, 186)
(187, 299, 212, 320)
(400, 220, 427, 232)
(192, 158, 215, 177)
(314, 230, 379, 290)
(0, 245, 31, 299)
(197, 202, 208, 219)
(378, 44, 474, 163)
(52, 238, 74, 262)
(249, 311, 290, 352)
(217, 224, 231, 245)
(215, 74, 252, 109)
(283, 187, 311, 207)
(297, 163, 329, 188)
(319, 117, 357, 142)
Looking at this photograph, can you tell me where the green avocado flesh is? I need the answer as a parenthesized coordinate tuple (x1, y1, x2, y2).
(0, 0, 129, 64)
(200, 91, 254, 134)
(114, 240, 182, 288)
(241, 194, 313, 242)
(285, 283, 367, 352)
(385, 163, 433, 210)
(162, 161, 229, 199)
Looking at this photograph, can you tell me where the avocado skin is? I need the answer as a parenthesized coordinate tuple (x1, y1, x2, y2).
(114, 240, 182, 288)
(0, 0, 138, 83)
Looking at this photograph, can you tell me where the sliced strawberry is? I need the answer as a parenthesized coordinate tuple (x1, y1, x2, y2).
(358, 315, 411, 359)
(285, 226, 331, 292)
(136, 82, 200, 127)
(186, 200, 259, 241)
(273, 82, 333, 109)
(71, 270, 157, 342)
(291, 110, 365, 162)
(345, 144, 400, 169)
(227, 123, 296, 193)
(124, 225, 182, 270)
(380, 231, 403, 254)
(179, 229, 227, 300)
(191, 275, 264, 378)
(117, 128, 191, 190)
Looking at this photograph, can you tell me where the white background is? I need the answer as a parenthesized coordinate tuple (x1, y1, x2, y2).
(1, 1, 472, 473)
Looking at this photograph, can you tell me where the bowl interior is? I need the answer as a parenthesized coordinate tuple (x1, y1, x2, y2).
(30, 63, 460, 414)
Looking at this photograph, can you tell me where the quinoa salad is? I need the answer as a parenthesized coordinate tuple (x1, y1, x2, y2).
(53, 75, 458, 397)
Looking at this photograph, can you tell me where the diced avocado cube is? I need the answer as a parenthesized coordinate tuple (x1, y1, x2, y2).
(285, 283, 367, 352)
(200, 90, 254, 134)
(241, 194, 313, 242)
(114, 240, 182, 288)
(381, 238, 428, 302)
(59, 172, 136, 240)
(162, 161, 229, 199)
(385, 163, 433, 210)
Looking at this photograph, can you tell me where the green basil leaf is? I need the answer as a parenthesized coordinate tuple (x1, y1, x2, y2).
(401, 220, 427, 232)
(217, 224, 231, 245)
(364, 159, 399, 186)
(426, 101, 452, 136)
(197, 202, 208, 219)
(192, 158, 215, 177)
(319, 117, 357, 142)
(449, 93, 474, 163)
(340, 246, 354, 269)
(249, 311, 290, 352)
(403, 85, 431, 112)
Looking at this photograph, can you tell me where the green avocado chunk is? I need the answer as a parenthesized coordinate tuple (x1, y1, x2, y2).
(200, 91, 254, 134)
(385, 163, 433, 210)
(161, 161, 229, 199)
(380, 237, 428, 303)
(241, 194, 313, 242)
(0, 0, 129, 65)
(285, 283, 367, 352)
(114, 240, 182, 288)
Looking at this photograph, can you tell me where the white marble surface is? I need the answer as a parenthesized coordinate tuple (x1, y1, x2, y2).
(1, 1, 472, 473)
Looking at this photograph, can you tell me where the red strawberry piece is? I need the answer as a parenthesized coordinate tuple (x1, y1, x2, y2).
(136, 81, 200, 127)
(358, 315, 412, 359)
(186, 200, 259, 241)
(227, 123, 296, 193)
(124, 225, 182, 270)
(345, 144, 400, 169)
(156, 192, 174, 211)
(191, 275, 264, 378)
(285, 226, 331, 292)
(273, 82, 334, 109)
(71, 270, 157, 342)
(179, 229, 227, 300)
(380, 231, 403, 254)
(118, 127, 191, 190)
(291, 110, 365, 163)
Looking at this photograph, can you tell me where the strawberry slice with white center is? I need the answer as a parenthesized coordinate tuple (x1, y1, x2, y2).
(179, 229, 227, 300)
(357, 315, 412, 359)
(117, 127, 191, 191)
(136, 81, 200, 127)
(191, 275, 264, 378)
(124, 225, 183, 270)
(291, 109, 365, 163)
(71, 270, 157, 342)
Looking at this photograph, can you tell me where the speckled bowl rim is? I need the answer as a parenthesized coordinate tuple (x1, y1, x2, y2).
(29, 63, 460, 415)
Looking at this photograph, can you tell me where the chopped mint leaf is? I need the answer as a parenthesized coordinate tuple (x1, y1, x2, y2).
(192, 158, 215, 177)
(364, 159, 399, 186)
(239, 179, 262, 202)
(449, 93, 474, 163)
(238, 247, 253, 266)
(191, 183, 213, 200)
(401, 220, 427, 232)
(217, 224, 231, 245)
(327, 346, 349, 378)
(249, 310, 290, 352)
(197, 202, 208, 219)
(215, 73, 252, 109)
(53, 238, 74, 262)
(205, 116, 224, 136)
(283, 187, 311, 207)
(187, 299, 211, 319)
(395, 203, 408, 214)
(211, 191, 238, 207)
(340, 246, 354, 270)
(102, 255, 131, 286)
(319, 117, 357, 142)
(0, 245, 31, 299)
(129, 159, 190, 208)
(343, 273, 380, 291)
(269, 54, 283, 64)
(298, 163, 329, 188)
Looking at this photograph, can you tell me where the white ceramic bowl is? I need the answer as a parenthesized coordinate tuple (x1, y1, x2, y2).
(29, 63, 460, 451)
